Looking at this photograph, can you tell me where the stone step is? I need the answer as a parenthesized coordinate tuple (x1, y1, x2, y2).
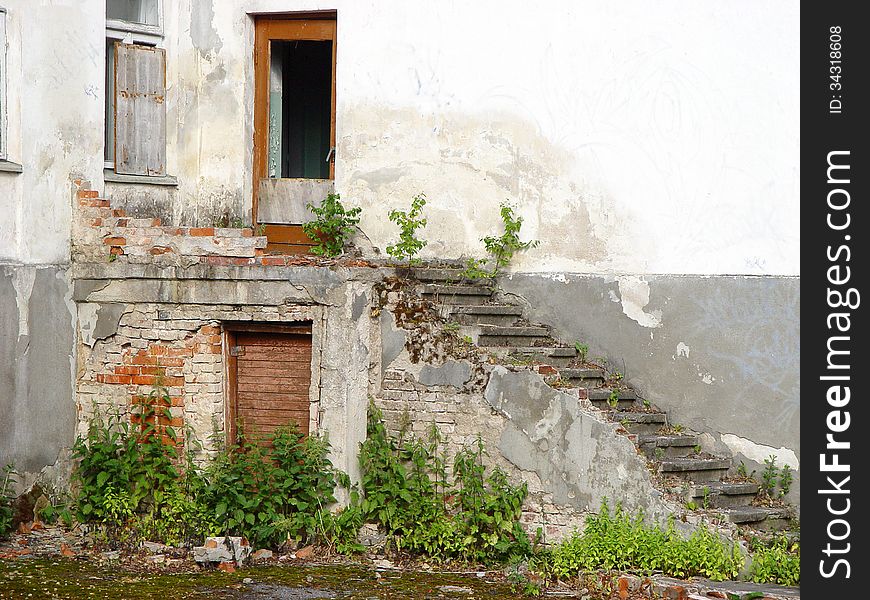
(88, 217, 163, 228)
(639, 434, 701, 459)
(408, 267, 494, 286)
(723, 506, 792, 531)
(558, 367, 606, 388)
(448, 304, 524, 326)
(611, 411, 667, 434)
(502, 346, 578, 367)
(687, 482, 760, 508)
(589, 388, 637, 401)
(659, 457, 731, 482)
(421, 284, 494, 304)
(78, 206, 127, 219)
(477, 325, 551, 347)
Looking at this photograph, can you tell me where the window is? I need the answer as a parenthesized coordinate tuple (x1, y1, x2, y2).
(105, 1, 167, 177)
(253, 16, 336, 232)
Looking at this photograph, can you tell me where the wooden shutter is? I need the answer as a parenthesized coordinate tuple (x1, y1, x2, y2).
(114, 43, 166, 176)
(229, 331, 312, 442)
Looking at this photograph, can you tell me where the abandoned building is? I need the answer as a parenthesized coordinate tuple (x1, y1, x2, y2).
(0, 1, 799, 538)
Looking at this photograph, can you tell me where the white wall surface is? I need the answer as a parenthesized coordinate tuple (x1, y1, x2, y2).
(1, 0, 800, 277)
(0, 0, 105, 264)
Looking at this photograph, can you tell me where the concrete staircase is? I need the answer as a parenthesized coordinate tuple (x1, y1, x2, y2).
(411, 267, 792, 533)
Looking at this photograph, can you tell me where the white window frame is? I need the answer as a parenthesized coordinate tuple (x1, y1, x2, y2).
(105, 0, 163, 170)
(106, 0, 163, 37)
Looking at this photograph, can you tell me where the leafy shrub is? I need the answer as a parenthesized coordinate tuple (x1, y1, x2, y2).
(359, 405, 532, 564)
(302, 193, 362, 257)
(1, 464, 16, 537)
(72, 387, 216, 546)
(199, 425, 345, 549)
(386, 193, 428, 264)
(749, 535, 800, 586)
(534, 501, 744, 582)
(462, 202, 539, 278)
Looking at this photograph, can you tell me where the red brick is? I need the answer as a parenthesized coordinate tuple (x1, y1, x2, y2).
(577, 388, 588, 400)
(199, 325, 220, 335)
(112, 209, 127, 217)
(132, 375, 156, 386)
(189, 227, 215, 237)
(114, 366, 141, 376)
(151, 218, 162, 226)
(109, 246, 125, 255)
(148, 345, 168, 356)
(167, 347, 194, 358)
(78, 189, 99, 199)
(103, 236, 127, 246)
(150, 246, 172, 255)
(204, 334, 222, 344)
(138, 366, 166, 376)
(96, 374, 132, 384)
(131, 355, 158, 366)
(241, 229, 253, 237)
(537, 365, 558, 375)
(90, 218, 103, 226)
(260, 256, 288, 266)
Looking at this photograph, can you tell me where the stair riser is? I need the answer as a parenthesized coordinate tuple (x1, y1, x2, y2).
(691, 493, 759, 509)
(622, 422, 669, 435)
(478, 335, 552, 347)
(641, 444, 697, 460)
(422, 293, 491, 305)
(567, 377, 607, 389)
(453, 313, 522, 326)
(592, 399, 638, 410)
(752, 516, 792, 532)
(661, 468, 729, 483)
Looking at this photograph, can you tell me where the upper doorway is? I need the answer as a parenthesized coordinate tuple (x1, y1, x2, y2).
(253, 15, 336, 253)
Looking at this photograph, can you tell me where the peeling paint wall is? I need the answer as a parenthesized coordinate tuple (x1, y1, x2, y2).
(116, 0, 798, 276)
(501, 273, 801, 505)
(0, 266, 76, 487)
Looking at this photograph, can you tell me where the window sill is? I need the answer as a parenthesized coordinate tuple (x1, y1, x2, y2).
(104, 169, 178, 186)
(0, 160, 23, 174)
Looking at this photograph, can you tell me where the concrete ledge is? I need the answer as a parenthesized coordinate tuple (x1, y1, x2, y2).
(104, 169, 178, 186)
(0, 160, 23, 173)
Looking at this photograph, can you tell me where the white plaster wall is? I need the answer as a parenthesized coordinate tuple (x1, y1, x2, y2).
(0, 0, 105, 264)
(161, 0, 798, 277)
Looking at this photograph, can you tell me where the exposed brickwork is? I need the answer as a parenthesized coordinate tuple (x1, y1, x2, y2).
(76, 302, 319, 458)
(375, 367, 587, 543)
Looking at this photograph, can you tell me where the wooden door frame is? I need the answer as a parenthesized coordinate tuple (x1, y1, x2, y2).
(224, 322, 313, 445)
(252, 14, 337, 226)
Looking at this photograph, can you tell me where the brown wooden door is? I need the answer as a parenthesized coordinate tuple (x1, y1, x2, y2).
(253, 16, 337, 232)
(228, 330, 312, 443)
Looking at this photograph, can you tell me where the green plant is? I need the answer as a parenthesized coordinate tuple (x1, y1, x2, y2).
(761, 455, 778, 497)
(462, 202, 539, 278)
(386, 193, 428, 264)
(685, 501, 698, 511)
(672, 423, 684, 433)
(693, 444, 703, 455)
(607, 390, 620, 409)
(200, 424, 345, 549)
(508, 569, 542, 597)
(642, 399, 651, 409)
(534, 501, 743, 582)
(736, 461, 754, 479)
(778, 465, 793, 497)
(302, 193, 362, 257)
(573, 342, 588, 362)
(358, 405, 532, 564)
(1, 464, 16, 537)
(749, 535, 800, 585)
(653, 448, 665, 461)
